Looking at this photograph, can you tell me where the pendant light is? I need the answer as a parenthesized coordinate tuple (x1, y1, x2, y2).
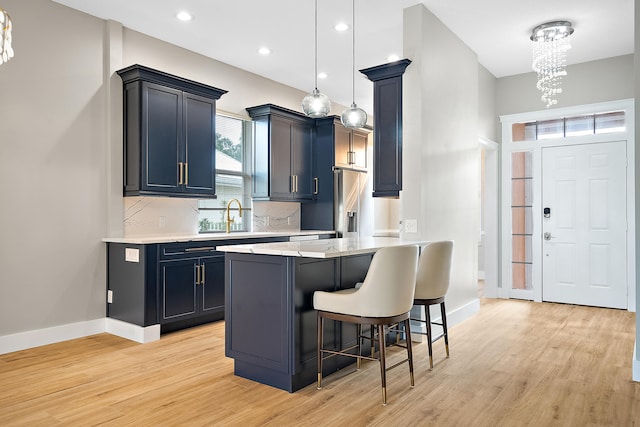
(302, 0, 331, 118)
(340, 0, 367, 129)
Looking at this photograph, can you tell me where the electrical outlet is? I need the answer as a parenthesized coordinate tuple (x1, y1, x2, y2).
(107, 290, 113, 304)
(405, 219, 418, 233)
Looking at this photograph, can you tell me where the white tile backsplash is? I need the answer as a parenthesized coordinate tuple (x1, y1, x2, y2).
(252, 201, 300, 231)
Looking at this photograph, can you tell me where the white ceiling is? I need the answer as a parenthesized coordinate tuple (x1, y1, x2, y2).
(51, 0, 634, 115)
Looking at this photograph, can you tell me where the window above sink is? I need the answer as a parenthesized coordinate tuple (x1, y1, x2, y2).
(198, 114, 252, 233)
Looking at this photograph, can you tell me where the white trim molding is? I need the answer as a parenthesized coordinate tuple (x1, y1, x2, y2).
(0, 318, 161, 355)
(0, 319, 106, 355)
(106, 318, 160, 343)
(410, 297, 481, 341)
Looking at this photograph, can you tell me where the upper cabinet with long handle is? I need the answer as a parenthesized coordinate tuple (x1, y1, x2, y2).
(117, 65, 227, 198)
(247, 104, 315, 202)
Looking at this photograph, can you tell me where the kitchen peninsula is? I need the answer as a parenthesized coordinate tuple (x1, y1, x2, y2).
(218, 236, 425, 392)
(104, 230, 334, 342)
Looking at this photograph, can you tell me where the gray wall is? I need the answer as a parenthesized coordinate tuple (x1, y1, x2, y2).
(0, 0, 349, 338)
(478, 64, 498, 142)
(0, 0, 108, 336)
(402, 4, 480, 314)
(496, 54, 634, 119)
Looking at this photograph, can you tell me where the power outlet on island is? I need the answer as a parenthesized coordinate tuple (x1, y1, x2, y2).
(405, 219, 418, 233)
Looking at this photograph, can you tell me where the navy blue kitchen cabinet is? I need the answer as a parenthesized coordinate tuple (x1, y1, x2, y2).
(301, 117, 369, 231)
(117, 65, 227, 198)
(225, 251, 373, 392)
(106, 236, 291, 333)
(247, 104, 315, 202)
(158, 243, 226, 331)
(360, 59, 411, 198)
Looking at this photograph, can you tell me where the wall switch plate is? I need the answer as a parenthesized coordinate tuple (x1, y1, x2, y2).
(107, 290, 113, 304)
(405, 219, 418, 233)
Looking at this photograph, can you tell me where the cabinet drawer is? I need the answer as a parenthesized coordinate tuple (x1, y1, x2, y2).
(159, 242, 221, 260)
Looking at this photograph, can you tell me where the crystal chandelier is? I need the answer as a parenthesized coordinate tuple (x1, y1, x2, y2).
(0, 8, 13, 65)
(302, 0, 331, 118)
(530, 21, 573, 108)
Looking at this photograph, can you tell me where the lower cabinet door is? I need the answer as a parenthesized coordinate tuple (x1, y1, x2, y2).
(201, 255, 225, 313)
(160, 259, 198, 322)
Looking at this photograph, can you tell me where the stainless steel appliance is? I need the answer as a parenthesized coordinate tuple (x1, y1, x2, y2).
(334, 168, 369, 238)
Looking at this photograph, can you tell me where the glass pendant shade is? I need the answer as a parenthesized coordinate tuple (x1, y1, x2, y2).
(302, 88, 332, 118)
(341, 103, 367, 129)
(302, 0, 330, 118)
(341, 0, 367, 129)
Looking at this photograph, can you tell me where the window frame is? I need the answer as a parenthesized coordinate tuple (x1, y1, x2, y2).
(198, 113, 252, 233)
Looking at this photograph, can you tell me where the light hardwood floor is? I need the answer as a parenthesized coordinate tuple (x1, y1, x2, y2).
(1, 298, 638, 426)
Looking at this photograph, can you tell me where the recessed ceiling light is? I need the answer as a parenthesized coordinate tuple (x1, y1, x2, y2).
(387, 54, 400, 62)
(334, 22, 349, 32)
(258, 47, 271, 55)
(318, 72, 328, 79)
(176, 11, 193, 22)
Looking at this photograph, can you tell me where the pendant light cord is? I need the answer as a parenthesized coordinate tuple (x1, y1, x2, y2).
(314, 0, 318, 91)
(351, 0, 355, 103)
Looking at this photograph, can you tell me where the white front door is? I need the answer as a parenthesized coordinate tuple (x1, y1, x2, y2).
(541, 141, 627, 309)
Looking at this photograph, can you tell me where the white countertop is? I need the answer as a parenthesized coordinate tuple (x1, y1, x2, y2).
(102, 230, 335, 244)
(217, 236, 427, 258)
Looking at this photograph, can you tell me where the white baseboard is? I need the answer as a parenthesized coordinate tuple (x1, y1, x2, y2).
(478, 270, 486, 280)
(0, 318, 161, 355)
(0, 318, 106, 355)
(410, 298, 481, 341)
(633, 342, 640, 382)
(105, 318, 160, 343)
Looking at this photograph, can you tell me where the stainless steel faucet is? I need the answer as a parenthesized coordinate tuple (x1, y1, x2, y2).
(225, 198, 243, 233)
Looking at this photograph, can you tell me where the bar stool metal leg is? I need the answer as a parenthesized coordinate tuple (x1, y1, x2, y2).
(441, 301, 449, 358)
(424, 305, 434, 370)
(317, 312, 323, 389)
(377, 324, 387, 405)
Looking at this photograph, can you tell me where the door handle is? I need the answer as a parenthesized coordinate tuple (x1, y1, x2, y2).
(544, 232, 555, 241)
(314, 177, 319, 195)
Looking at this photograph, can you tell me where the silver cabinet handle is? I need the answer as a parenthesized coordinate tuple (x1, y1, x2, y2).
(195, 263, 201, 285)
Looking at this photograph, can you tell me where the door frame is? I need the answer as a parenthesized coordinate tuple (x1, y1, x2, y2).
(498, 99, 635, 311)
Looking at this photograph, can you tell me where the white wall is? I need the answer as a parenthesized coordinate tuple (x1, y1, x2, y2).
(401, 5, 480, 317)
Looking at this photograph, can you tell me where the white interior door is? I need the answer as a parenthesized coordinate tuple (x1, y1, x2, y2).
(542, 141, 627, 309)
